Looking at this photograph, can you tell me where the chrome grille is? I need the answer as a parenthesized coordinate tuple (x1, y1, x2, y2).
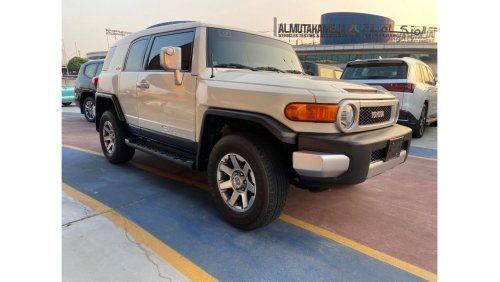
(359, 106, 392, 125)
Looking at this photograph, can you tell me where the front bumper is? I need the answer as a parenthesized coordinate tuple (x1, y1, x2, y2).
(293, 124, 412, 188)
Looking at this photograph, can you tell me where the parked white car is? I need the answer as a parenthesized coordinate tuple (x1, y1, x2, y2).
(341, 57, 437, 138)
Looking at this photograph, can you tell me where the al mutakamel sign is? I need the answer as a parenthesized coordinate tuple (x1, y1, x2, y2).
(278, 23, 437, 43)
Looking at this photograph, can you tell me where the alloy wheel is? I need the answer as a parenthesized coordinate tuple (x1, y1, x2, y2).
(85, 100, 95, 120)
(217, 153, 256, 212)
(102, 121, 116, 154)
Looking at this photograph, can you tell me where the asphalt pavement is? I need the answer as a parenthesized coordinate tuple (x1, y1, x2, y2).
(61, 106, 437, 281)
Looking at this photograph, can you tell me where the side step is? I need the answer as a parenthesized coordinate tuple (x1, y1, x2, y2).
(125, 137, 195, 168)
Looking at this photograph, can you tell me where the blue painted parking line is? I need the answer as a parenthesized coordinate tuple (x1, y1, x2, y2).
(409, 146, 437, 159)
(63, 147, 426, 281)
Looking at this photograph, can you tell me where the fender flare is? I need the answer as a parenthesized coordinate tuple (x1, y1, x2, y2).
(95, 92, 126, 131)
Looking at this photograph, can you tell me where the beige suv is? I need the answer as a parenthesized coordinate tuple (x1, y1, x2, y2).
(95, 21, 412, 229)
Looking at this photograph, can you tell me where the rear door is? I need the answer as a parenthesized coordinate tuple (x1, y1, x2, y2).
(119, 37, 150, 128)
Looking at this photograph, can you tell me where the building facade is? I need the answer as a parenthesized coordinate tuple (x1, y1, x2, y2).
(277, 12, 437, 73)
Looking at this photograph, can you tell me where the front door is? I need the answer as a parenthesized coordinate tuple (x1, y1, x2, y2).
(136, 29, 197, 143)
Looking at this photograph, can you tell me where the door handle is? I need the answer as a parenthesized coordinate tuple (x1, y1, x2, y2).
(136, 81, 150, 89)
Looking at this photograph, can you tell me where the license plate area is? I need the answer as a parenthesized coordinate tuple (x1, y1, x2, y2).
(385, 137, 404, 161)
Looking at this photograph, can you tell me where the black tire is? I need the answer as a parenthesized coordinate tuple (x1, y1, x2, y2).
(62, 102, 72, 106)
(207, 133, 289, 230)
(83, 96, 96, 122)
(99, 110, 135, 164)
(412, 104, 427, 138)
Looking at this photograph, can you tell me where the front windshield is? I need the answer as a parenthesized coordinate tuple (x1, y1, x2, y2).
(207, 27, 303, 73)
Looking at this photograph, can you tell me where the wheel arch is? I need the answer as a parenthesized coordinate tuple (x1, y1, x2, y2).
(196, 108, 297, 170)
(79, 91, 95, 114)
(95, 93, 126, 132)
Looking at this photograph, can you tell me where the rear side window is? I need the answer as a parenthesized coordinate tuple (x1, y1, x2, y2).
(83, 63, 98, 78)
(102, 46, 116, 71)
(96, 63, 103, 76)
(415, 64, 424, 83)
(341, 62, 408, 80)
(425, 66, 435, 84)
(420, 64, 431, 84)
(146, 31, 195, 71)
(124, 39, 149, 72)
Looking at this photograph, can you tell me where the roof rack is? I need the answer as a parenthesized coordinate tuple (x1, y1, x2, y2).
(147, 21, 194, 29)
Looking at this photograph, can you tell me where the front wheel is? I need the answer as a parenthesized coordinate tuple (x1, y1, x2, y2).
(99, 110, 135, 164)
(207, 133, 289, 229)
(412, 104, 427, 138)
(83, 96, 96, 122)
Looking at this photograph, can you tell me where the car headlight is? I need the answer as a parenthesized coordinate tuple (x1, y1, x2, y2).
(338, 104, 356, 130)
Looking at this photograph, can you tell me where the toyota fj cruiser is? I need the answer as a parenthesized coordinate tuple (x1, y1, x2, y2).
(95, 21, 412, 229)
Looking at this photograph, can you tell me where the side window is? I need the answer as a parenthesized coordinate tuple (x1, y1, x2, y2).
(416, 64, 425, 83)
(102, 46, 116, 71)
(124, 38, 149, 72)
(426, 67, 435, 84)
(421, 64, 431, 84)
(96, 63, 103, 76)
(84, 63, 98, 78)
(146, 31, 195, 71)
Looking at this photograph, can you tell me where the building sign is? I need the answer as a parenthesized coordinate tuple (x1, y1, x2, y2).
(277, 23, 437, 43)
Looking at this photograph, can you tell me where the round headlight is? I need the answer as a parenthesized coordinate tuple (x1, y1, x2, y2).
(339, 104, 356, 130)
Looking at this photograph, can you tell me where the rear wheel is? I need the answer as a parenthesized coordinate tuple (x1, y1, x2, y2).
(62, 102, 72, 106)
(99, 110, 135, 164)
(83, 96, 96, 122)
(207, 133, 289, 229)
(412, 104, 427, 138)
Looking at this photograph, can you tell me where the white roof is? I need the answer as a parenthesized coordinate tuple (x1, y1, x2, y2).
(112, 21, 284, 48)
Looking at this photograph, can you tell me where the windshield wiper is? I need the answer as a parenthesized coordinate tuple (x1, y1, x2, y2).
(213, 63, 256, 71)
(285, 69, 305, 74)
(255, 66, 285, 73)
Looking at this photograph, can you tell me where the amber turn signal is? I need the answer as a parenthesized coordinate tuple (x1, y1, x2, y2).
(284, 103, 339, 122)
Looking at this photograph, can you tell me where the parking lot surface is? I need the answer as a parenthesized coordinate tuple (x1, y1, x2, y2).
(62, 110, 437, 281)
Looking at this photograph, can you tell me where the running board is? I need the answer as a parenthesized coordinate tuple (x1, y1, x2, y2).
(125, 137, 195, 168)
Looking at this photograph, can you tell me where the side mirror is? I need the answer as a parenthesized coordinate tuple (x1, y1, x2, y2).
(160, 46, 182, 85)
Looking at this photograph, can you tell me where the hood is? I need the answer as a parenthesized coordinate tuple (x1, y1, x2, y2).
(201, 69, 383, 93)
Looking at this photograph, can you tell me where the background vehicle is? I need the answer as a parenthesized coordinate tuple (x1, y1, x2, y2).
(341, 57, 437, 138)
(74, 59, 104, 122)
(95, 22, 412, 229)
(61, 86, 75, 106)
(301, 62, 343, 79)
